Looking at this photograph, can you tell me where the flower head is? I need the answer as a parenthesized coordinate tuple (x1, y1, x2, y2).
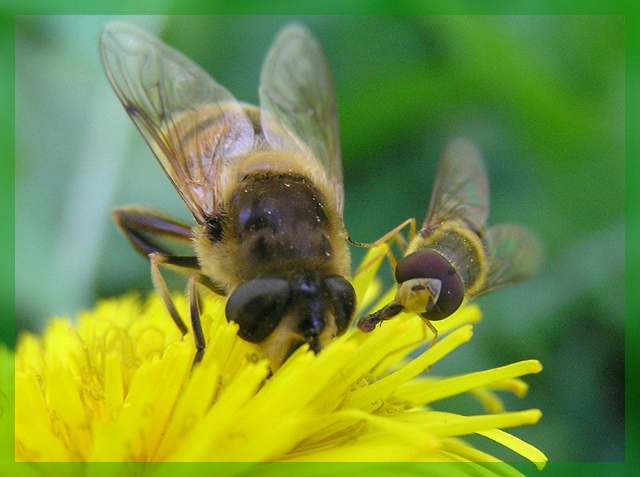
(13, 246, 547, 471)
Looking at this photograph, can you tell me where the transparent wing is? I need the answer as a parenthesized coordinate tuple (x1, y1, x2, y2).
(474, 224, 544, 298)
(423, 139, 490, 230)
(259, 24, 345, 214)
(100, 22, 255, 223)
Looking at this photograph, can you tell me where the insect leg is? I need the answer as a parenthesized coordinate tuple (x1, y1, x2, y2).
(346, 217, 416, 250)
(188, 273, 206, 365)
(422, 318, 439, 349)
(112, 207, 194, 257)
(150, 253, 189, 335)
(348, 217, 416, 276)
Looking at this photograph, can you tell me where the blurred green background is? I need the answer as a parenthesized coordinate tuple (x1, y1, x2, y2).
(14, 15, 624, 463)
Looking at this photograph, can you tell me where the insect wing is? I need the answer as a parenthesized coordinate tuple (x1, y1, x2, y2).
(474, 224, 544, 298)
(100, 23, 255, 223)
(259, 25, 345, 214)
(423, 139, 490, 231)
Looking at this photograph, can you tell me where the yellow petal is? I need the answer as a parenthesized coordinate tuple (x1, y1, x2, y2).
(352, 244, 389, 309)
(396, 360, 543, 406)
(15, 372, 71, 461)
(346, 325, 474, 411)
(13, 247, 547, 469)
(477, 428, 548, 469)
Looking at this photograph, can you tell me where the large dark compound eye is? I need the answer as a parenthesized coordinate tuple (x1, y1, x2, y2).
(396, 249, 464, 321)
(225, 278, 291, 343)
(325, 276, 357, 333)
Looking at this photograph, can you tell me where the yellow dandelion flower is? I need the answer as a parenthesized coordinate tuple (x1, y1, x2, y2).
(12, 246, 547, 472)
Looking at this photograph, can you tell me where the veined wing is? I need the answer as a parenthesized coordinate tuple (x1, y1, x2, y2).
(474, 223, 544, 298)
(259, 24, 345, 214)
(100, 22, 255, 224)
(423, 139, 490, 231)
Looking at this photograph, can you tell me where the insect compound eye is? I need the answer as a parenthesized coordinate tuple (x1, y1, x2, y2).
(395, 249, 464, 321)
(324, 276, 357, 333)
(225, 278, 291, 343)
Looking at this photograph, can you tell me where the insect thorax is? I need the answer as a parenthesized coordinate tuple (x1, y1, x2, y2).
(411, 221, 487, 295)
(219, 172, 345, 281)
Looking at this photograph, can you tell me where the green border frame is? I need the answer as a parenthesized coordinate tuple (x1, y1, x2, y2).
(3, 2, 638, 476)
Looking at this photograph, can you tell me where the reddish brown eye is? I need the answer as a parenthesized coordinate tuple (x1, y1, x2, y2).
(395, 249, 464, 321)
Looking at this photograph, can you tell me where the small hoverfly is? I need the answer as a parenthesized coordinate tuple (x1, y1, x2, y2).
(357, 139, 543, 342)
(100, 23, 355, 370)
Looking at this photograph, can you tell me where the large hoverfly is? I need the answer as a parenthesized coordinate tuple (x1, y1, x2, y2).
(100, 23, 355, 370)
(357, 139, 543, 341)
